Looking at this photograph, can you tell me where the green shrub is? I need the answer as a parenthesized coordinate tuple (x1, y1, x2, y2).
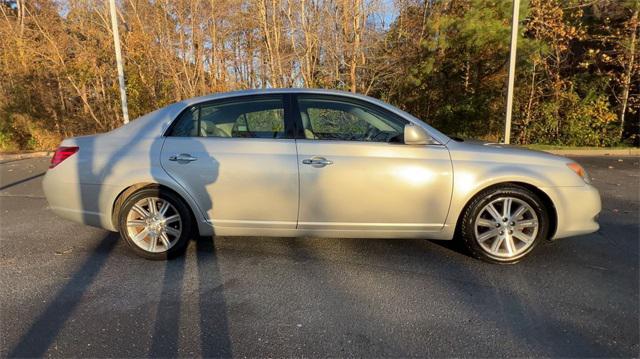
(4, 114, 61, 151)
(0, 130, 19, 152)
(525, 89, 619, 147)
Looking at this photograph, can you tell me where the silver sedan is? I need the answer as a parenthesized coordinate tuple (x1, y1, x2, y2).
(43, 89, 601, 263)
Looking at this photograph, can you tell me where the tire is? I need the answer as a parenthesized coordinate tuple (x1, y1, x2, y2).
(118, 187, 193, 260)
(459, 184, 549, 264)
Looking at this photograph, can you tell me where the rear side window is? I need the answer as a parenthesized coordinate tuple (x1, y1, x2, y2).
(168, 97, 286, 139)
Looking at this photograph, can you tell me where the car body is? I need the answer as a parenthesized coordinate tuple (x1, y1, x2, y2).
(43, 88, 601, 262)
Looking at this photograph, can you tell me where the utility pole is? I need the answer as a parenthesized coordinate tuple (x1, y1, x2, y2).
(109, 0, 129, 124)
(503, 0, 520, 144)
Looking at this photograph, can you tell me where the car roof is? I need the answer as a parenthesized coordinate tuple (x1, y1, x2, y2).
(182, 88, 378, 105)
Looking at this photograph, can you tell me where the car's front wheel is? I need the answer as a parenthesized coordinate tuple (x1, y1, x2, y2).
(118, 187, 193, 260)
(460, 185, 549, 264)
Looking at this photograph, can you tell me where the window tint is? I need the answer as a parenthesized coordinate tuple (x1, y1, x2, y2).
(200, 98, 285, 138)
(169, 97, 286, 139)
(170, 107, 199, 137)
(297, 97, 406, 142)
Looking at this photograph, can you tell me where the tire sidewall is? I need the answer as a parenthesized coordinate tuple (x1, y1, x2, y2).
(118, 187, 193, 260)
(461, 186, 549, 264)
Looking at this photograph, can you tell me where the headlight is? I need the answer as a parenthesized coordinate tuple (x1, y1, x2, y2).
(566, 162, 591, 184)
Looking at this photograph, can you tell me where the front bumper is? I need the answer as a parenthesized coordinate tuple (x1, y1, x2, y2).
(543, 184, 601, 240)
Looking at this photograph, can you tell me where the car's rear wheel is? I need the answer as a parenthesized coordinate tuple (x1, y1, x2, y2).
(459, 185, 549, 264)
(118, 187, 192, 260)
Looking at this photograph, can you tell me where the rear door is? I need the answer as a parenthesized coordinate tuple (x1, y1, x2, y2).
(161, 94, 299, 230)
(293, 94, 452, 234)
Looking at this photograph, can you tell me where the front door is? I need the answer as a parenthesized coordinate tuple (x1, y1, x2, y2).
(161, 95, 299, 231)
(294, 95, 452, 234)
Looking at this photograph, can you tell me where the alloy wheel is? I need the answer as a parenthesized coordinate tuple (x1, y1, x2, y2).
(125, 197, 182, 253)
(474, 197, 539, 259)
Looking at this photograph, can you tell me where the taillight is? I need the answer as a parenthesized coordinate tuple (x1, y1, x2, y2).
(49, 146, 79, 169)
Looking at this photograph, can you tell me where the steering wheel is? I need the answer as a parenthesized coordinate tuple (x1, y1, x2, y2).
(364, 126, 391, 142)
(364, 126, 382, 141)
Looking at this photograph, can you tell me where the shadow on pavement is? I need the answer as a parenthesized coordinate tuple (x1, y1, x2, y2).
(9, 233, 119, 358)
(147, 236, 233, 357)
(0, 172, 45, 191)
(195, 236, 232, 357)
(149, 255, 187, 357)
(399, 239, 617, 357)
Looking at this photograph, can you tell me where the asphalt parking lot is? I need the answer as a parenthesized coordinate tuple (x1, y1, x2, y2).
(0, 155, 638, 357)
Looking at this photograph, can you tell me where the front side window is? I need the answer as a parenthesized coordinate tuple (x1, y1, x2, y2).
(297, 96, 406, 143)
(169, 97, 286, 139)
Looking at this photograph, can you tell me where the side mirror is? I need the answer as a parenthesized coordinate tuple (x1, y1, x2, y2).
(404, 124, 432, 145)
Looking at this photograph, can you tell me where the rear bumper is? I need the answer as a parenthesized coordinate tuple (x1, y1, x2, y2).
(543, 184, 601, 240)
(42, 170, 118, 231)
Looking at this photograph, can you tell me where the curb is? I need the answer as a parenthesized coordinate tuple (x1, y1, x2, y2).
(0, 151, 53, 164)
(543, 148, 640, 156)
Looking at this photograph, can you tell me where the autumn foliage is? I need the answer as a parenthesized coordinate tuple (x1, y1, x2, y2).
(0, 0, 637, 151)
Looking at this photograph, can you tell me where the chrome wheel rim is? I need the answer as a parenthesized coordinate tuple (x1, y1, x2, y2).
(126, 197, 182, 253)
(474, 197, 539, 259)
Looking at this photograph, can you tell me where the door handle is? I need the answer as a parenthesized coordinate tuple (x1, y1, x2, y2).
(168, 153, 198, 162)
(302, 156, 333, 167)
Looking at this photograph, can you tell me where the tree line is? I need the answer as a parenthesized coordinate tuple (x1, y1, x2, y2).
(0, 0, 637, 151)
